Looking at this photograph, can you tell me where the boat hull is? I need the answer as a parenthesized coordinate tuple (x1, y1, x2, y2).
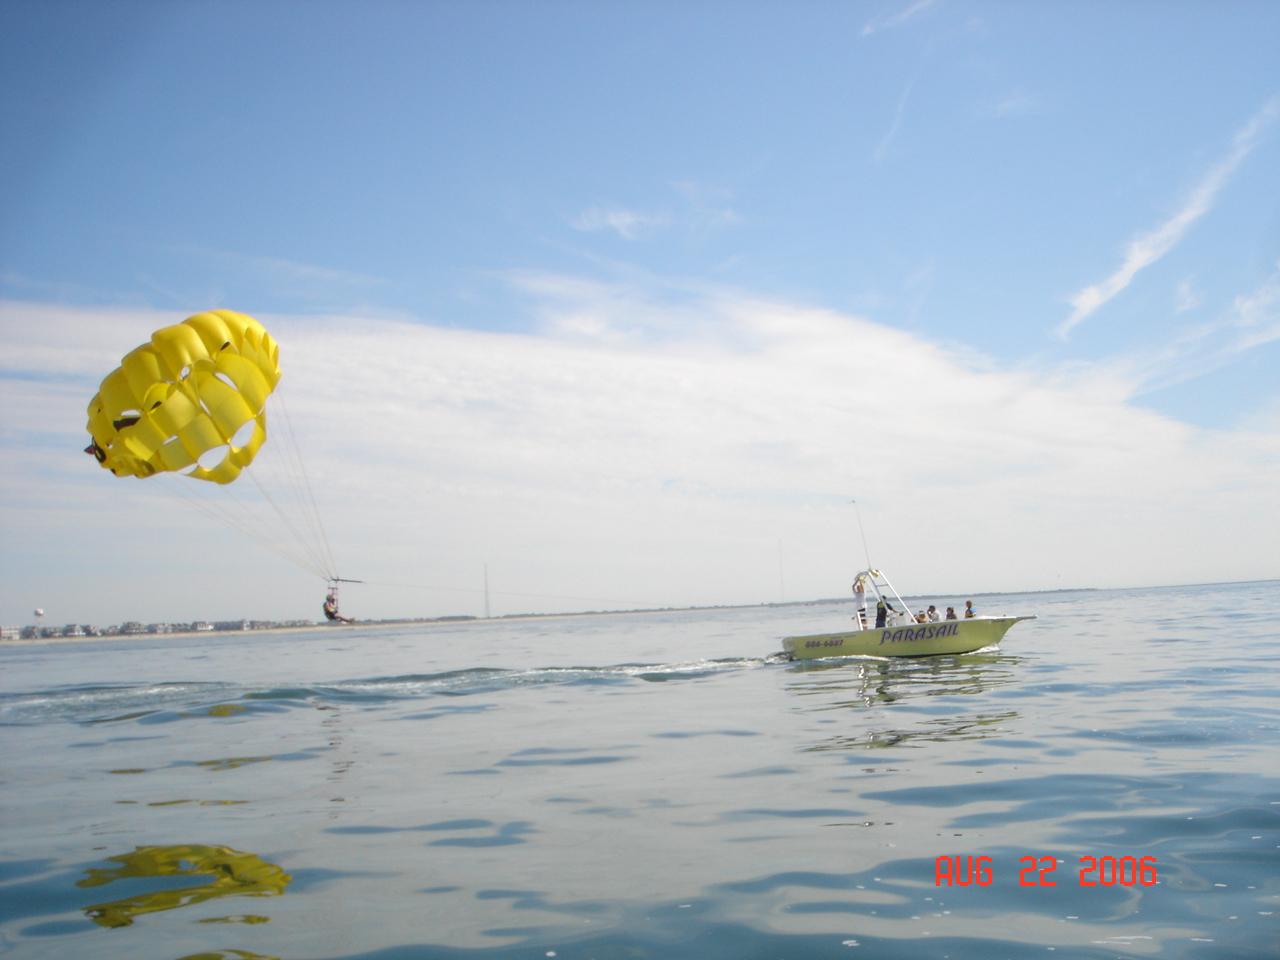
(782, 616, 1034, 660)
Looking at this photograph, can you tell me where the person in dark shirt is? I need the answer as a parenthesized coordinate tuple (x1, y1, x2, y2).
(875, 598, 897, 628)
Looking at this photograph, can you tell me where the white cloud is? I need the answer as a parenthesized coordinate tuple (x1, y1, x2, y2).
(862, 0, 939, 38)
(0, 301, 179, 377)
(1058, 96, 1280, 339)
(2, 289, 1277, 627)
(570, 206, 667, 240)
(1174, 277, 1200, 314)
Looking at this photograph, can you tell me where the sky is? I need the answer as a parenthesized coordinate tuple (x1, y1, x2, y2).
(1, 0, 1278, 627)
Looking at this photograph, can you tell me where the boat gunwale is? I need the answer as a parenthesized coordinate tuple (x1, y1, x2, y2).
(781, 614, 1035, 660)
(784, 614, 1035, 643)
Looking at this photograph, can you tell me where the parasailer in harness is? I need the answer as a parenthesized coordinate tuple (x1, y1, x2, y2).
(323, 587, 354, 624)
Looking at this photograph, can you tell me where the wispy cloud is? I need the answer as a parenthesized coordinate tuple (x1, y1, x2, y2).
(672, 181, 742, 235)
(1115, 262, 1280, 400)
(135, 245, 389, 310)
(862, 0, 939, 38)
(571, 189, 741, 242)
(570, 206, 668, 240)
(980, 91, 1038, 119)
(1058, 95, 1280, 340)
(248, 255, 386, 289)
(179, 244, 387, 291)
(1174, 277, 1200, 314)
(1229, 263, 1280, 350)
(874, 79, 916, 164)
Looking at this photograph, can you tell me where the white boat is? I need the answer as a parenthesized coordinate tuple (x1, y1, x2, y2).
(782, 568, 1034, 660)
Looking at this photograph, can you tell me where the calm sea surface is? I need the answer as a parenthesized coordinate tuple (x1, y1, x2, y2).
(1, 581, 1277, 960)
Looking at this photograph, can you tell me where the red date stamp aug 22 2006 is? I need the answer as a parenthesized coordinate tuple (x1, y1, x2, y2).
(935, 855, 1159, 888)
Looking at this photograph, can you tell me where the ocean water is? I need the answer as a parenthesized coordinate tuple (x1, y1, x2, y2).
(1, 581, 1277, 960)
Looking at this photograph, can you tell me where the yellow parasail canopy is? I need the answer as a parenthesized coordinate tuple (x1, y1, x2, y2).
(85, 310, 281, 484)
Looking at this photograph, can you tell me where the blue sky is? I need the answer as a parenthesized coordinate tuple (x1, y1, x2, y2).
(1, 1, 1278, 626)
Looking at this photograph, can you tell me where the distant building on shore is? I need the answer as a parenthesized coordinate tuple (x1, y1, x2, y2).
(3, 617, 329, 642)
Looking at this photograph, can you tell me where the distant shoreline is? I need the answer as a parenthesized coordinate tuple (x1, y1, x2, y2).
(5, 578, 1275, 649)
(1, 604, 743, 648)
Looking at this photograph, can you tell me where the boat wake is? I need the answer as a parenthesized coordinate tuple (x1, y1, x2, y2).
(0, 656, 786, 726)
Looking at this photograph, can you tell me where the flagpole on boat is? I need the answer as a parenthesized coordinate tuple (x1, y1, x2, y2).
(851, 499, 873, 571)
(850, 499, 909, 621)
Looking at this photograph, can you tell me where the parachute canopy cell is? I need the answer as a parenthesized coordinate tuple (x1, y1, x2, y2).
(85, 310, 280, 484)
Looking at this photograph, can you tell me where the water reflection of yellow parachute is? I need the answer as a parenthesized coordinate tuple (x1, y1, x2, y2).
(85, 310, 280, 484)
(85, 311, 347, 589)
(77, 843, 290, 928)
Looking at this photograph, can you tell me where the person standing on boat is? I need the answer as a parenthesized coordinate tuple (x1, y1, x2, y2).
(853, 575, 868, 627)
(926, 605, 940, 622)
(964, 600, 976, 619)
(875, 597, 897, 628)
